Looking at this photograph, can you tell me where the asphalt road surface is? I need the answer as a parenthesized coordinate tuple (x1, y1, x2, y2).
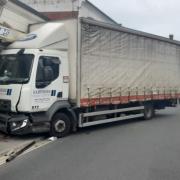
(0, 107, 180, 180)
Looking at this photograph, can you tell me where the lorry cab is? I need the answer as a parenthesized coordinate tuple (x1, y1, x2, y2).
(0, 48, 69, 111)
(0, 48, 69, 134)
(0, 22, 72, 135)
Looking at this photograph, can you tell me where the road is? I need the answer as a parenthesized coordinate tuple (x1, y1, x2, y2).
(0, 107, 180, 180)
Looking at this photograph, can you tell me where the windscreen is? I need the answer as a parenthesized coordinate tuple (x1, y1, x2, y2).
(0, 54, 34, 84)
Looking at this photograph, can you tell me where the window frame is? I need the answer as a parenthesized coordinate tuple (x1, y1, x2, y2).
(35, 55, 61, 89)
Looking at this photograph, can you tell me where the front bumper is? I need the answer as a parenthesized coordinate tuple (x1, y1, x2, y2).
(0, 113, 31, 135)
(0, 113, 9, 133)
(0, 113, 50, 135)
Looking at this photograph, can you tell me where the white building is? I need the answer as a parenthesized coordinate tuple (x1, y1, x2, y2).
(19, 0, 116, 24)
(0, 0, 48, 45)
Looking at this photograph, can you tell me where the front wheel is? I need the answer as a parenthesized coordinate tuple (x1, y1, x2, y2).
(50, 113, 71, 138)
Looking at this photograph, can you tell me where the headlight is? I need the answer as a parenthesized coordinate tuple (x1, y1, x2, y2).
(10, 119, 29, 131)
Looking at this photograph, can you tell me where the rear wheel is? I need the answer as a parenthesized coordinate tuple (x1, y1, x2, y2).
(143, 104, 155, 120)
(50, 113, 71, 138)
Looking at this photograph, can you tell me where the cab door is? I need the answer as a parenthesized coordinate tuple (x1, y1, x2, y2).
(32, 55, 62, 112)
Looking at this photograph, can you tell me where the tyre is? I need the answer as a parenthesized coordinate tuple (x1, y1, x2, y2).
(50, 113, 71, 138)
(143, 104, 155, 120)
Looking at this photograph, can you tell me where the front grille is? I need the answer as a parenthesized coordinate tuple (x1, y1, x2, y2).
(0, 100, 11, 112)
(0, 119, 6, 125)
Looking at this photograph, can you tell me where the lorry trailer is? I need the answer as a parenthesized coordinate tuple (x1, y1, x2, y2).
(0, 18, 179, 137)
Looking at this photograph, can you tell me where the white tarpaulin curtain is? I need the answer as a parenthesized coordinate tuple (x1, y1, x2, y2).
(80, 22, 180, 104)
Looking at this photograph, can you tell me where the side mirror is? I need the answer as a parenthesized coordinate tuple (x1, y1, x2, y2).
(44, 66, 54, 82)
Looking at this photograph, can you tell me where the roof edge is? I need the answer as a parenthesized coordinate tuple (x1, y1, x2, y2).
(85, 0, 117, 24)
(9, 0, 49, 21)
(81, 17, 180, 46)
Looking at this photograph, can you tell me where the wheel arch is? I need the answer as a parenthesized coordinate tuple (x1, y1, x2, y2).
(47, 101, 78, 132)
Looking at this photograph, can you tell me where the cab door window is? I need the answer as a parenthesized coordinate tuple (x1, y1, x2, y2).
(36, 56, 60, 88)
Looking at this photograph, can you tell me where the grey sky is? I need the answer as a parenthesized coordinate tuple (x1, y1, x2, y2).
(90, 0, 180, 40)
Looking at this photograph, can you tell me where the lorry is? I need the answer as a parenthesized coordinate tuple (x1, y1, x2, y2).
(0, 18, 179, 137)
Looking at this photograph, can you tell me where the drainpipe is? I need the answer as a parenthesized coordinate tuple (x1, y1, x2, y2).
(0, 0, 8, 15)
(0, 0, 8, 6)
(0, 0, 8, 50)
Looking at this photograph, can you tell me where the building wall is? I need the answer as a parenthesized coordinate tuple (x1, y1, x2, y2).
(19, 0, 116, 24)
(19, 0, 81, 12)
(0, 0, 47, 45)
(43, 11, 78, 20)
(79, 1, 115, 24)
(0, 1, 46, 33)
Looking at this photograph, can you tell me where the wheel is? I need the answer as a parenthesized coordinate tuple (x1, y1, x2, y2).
(143, 104, 155, 120)
(50, 113, 71, 138)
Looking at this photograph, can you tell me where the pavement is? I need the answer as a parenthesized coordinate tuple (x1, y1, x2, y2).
(0, 133, 51, 165)
(0, 107, 180, 180)
(0, 133, 44, 155)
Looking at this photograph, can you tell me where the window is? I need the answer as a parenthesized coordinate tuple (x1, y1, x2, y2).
(36, 56, 60, 88)
(0, 54, 34, 84)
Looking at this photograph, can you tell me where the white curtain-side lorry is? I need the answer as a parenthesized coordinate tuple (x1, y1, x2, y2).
(0, 18, 179, 137)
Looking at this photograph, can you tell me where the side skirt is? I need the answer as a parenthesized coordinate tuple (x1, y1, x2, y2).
(79, 106, 144, 128)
